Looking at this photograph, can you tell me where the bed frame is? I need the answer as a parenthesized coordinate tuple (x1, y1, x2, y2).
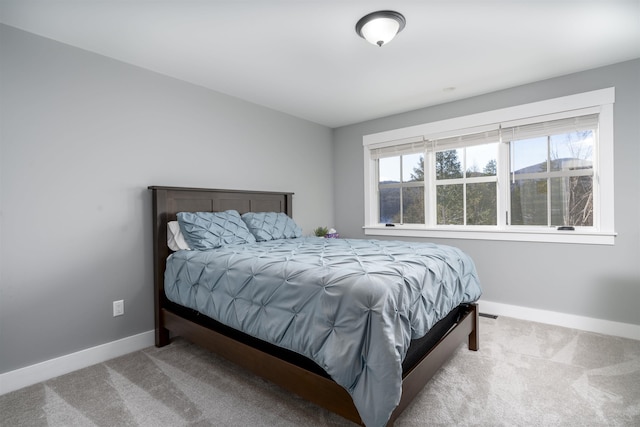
(149, 185, 479, 426)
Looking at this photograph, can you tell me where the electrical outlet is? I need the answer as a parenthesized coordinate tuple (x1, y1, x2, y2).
(113, 300, 124, 317)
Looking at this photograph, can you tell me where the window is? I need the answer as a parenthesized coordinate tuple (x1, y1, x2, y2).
(363, 88, 616, 245)
(507, 115, 598, 228)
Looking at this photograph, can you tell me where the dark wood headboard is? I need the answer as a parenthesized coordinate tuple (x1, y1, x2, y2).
(148, 186, 294, 345)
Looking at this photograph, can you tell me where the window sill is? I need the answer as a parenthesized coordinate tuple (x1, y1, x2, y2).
(363, 225, 617, 245)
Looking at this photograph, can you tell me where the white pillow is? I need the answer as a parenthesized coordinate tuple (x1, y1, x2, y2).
(167, 221, 191, 251)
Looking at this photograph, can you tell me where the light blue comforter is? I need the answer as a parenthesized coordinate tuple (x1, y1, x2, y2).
(164, 237, 482, 426)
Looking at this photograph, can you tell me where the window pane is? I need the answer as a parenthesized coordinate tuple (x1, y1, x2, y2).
(403, 153, 424, 182)
(436, 149, 463, 180)
(466, 143, 498, 177)
(437, 184, 463, 225)
(379, 187, 400, 223)
(550, 176, 593, 226)
(550, 131, 594, 172)
(403, 186, 425, 223)
(511, 137, 548, 174)
(511, 179, 547, 225)
(379, 156, 400, 183)
(466, 182, 497, 225)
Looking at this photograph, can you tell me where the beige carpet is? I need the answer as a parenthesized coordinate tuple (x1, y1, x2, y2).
(2, 316, 639, 426)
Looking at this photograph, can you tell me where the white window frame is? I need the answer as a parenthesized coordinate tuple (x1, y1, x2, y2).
(363, 88, 616, 245)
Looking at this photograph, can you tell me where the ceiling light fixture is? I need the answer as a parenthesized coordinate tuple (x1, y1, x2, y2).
(355, 10, 406, 47)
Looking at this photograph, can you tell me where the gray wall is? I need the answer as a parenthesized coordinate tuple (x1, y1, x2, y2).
(0, 25, 334, 374)
(333, 59, 640, 326)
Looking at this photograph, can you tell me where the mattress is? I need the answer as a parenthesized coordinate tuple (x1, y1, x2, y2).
(164, 237, 482, 426)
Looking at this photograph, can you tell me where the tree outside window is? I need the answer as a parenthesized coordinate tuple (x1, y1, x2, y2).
(436, 145, 498, 226)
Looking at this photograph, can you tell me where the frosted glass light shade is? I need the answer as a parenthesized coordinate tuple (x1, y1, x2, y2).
(356, 11, 406, 47)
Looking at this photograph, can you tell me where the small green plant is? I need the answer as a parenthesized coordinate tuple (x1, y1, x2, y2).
(313, 226, 329, 237)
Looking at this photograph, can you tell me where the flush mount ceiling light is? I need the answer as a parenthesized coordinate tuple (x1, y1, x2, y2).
(355, 10, 406, 47)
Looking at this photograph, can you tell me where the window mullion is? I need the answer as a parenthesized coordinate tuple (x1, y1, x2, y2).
(547, 136, 552, 227)
(462, 148, 467, 226)
(514, 170, 593, 180)
(426, 151, 437, 226)
(498, 141, 510, 228)
(462, 183, 467, 226)
(399, 159, 404, 224)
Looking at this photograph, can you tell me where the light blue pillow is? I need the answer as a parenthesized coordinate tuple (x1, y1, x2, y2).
(177, 210, 256, 250)
(241, 212, 302, 241)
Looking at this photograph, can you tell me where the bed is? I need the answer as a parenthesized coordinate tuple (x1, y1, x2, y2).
(149, 186, 481, 426)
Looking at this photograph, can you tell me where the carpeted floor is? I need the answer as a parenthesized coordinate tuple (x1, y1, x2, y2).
(2, 316, 639, 426)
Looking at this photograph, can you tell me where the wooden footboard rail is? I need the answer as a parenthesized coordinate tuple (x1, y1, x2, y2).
(158, 302, 479, 426)
(389, 302, 478, 425)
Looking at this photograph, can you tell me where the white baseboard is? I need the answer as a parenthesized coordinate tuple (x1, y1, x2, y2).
(0, 330, 155, 396)
(479, 300, 640, 341)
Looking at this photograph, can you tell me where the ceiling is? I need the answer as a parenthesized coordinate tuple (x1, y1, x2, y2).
(1, 1, 639, 128)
